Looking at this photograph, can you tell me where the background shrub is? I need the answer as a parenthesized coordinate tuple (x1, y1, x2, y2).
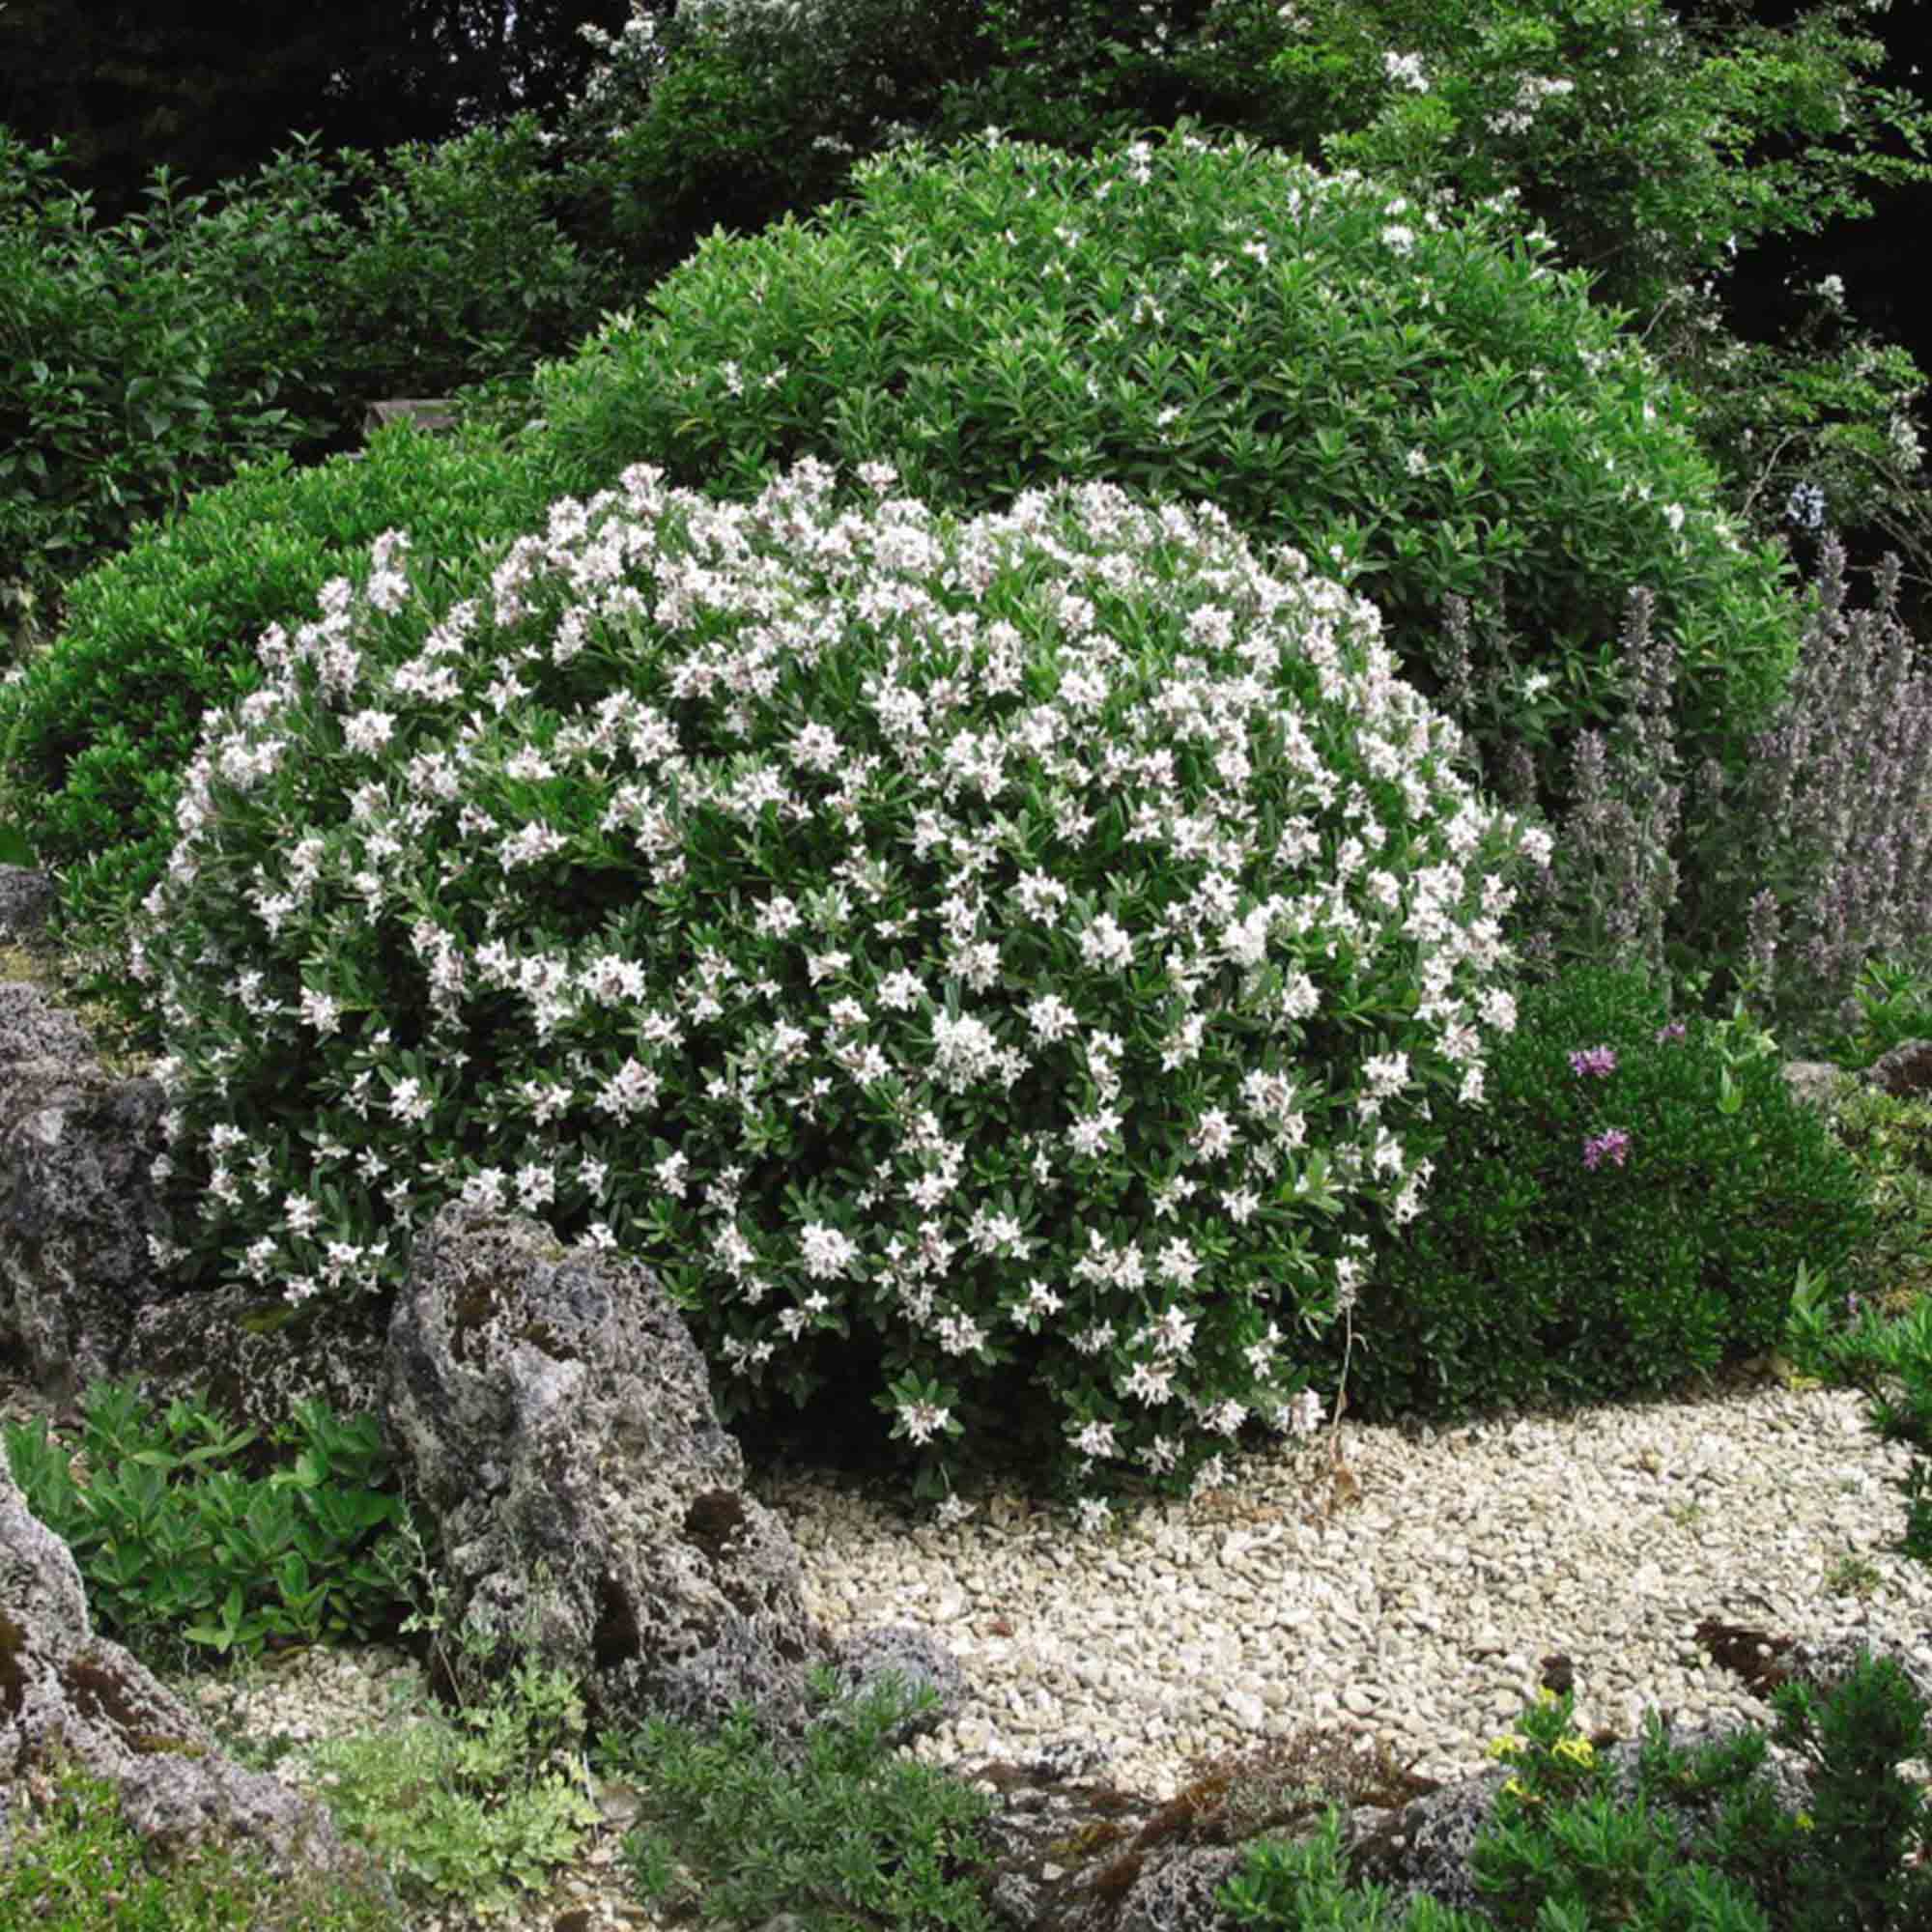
(0, 418, 572, 1040)
(1319, 962, 1875, 1425)
(527, 124, 1806, 830)
(0, 130, 335, 654)
(0, 119, 627, 662)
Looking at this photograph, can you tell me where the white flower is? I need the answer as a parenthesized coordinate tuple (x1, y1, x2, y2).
(1382, 49, 1429, 90)
(1027, 992, 1080, 1043)
(1121, 1360, 1177, 1406)
(800, 1222, 860, 1279)
(1077, 913, 1135, 972)
(898, 1400, 952, 1445)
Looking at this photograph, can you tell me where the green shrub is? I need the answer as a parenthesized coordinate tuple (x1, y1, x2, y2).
(2, 1379, 423, 1676)
(0, 1746, 399, 1932)
(0, 130, 335, 651)
(1320, 962, 1874, 1425)
(608, 1662, 1000, 1932)
(0, 418, 570, 1044)
(0, 117, 630, 665)
(545, 0, 991, 284)
(106, 461, 1544, 1517)
(528, 123, 1806, 824)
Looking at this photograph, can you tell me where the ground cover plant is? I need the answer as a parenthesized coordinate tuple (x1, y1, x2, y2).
(1, 1747, 402, 1932)
(2, 1380, 423, 1676)
(1217, 1660, 1932, 1931)
(101, 455, 1548, 1518)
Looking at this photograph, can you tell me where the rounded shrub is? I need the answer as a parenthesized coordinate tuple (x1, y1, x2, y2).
(529, 123, 1806, 812)
(1320, 961, 1876, 1426)
(116, 458, 1546, 1521)
(0, 419, 574, 1027)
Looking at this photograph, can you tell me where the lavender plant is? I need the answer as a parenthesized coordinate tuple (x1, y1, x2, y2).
(1487, 532, 1932, 1058)
(108, 458, 1547, 1528)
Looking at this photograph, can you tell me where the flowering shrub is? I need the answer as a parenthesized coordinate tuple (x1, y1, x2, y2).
(530, 124, 1804, 829)
(1319, 961, 1874, 1424)
(0, 420, 574, 1052)
(114, 458, 1545, 1524)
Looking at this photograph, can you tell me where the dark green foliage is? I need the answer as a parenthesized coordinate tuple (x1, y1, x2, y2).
(2, 1379, 425, 1674)
(0, 119, 627, 658)
(0, 131, 335, 650)
(539, 0, 1002, 286)
(1318, 964, 1874, 1424)
(0, 419, 570, 1037)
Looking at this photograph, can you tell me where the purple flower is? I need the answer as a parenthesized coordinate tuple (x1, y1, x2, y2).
(1654, 1021, 1686, 1044)
(1570, 1044, 1617, 1077)
(1582, 1128, 1632, 1171)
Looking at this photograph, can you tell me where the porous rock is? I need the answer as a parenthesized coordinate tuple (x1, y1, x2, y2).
(1861, 1037, 1932, 1102)
(0, 865, 389, 1435)
(381, 1202, 965, 1762)
(0, 975, 172, 1404)
(0, 1454, 395, 1912)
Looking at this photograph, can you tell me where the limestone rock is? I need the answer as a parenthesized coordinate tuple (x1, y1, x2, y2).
(0, 1455, 396, 1914)
(381, 1203, 966, 1762)
(0, 867, 389, 1435)
(0, 977, 172, 1406)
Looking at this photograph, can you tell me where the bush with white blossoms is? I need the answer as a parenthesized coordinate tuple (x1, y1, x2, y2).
(121, 457, 1548, 1526)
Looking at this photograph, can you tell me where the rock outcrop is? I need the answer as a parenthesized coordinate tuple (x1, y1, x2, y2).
(0, 1453, 397, 1914)
(382, 1201, 964, 1760)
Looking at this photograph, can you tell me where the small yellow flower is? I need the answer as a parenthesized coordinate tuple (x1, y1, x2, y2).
(1551, 1737, 1597, 1769)
(1795, 1812, 1814, 1832)
(1499, 1777, 1542, 1806)
(1488, 1736, 1523, 1761)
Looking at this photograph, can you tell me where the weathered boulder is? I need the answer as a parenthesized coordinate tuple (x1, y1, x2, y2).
(0, 1454, 397, 1914)
(1861, 1037, 1932, 1102)
(0, 975, 172, 1406)
(0, 867, 389, 1435)
(1783, 1042, 1932, 1120)
(381, 1202, 965, 1763)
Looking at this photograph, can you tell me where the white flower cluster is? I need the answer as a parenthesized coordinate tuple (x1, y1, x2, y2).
(1486, 74, 1576, 136)
(1383, 50, 1430, 92)
(131, 453, 1545, 1524)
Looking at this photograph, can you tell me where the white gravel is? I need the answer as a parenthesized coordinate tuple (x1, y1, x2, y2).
(755, 1369, 1932, 1799)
